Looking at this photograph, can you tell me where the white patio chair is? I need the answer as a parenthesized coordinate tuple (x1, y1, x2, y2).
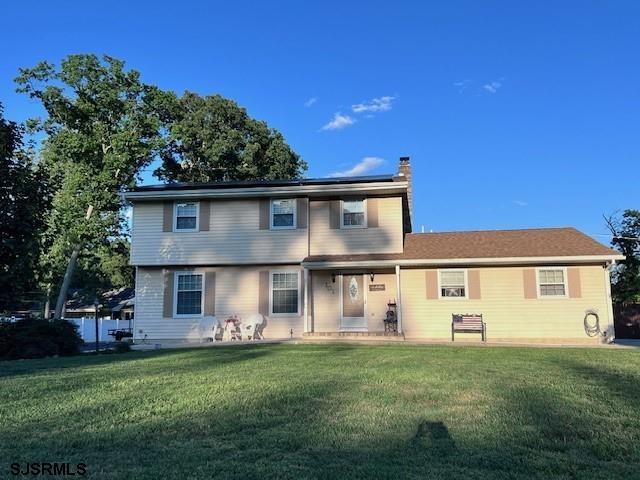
(241, 314, 265, 341)
(198, 319, 219, 343)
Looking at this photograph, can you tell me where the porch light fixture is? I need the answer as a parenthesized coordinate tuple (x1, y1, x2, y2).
(331, 274, 336, 283)
(370, 273, 375, 282)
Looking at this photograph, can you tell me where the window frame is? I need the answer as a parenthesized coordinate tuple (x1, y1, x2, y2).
(340, 198, 368, 229)
(269, 269, 301, 317)
(173, 271, 205, 318)
(270, 198, 297, 230)
(536, 267, 569, 299)
(173, 201, 200, 232)
(437, 269, 469, 300)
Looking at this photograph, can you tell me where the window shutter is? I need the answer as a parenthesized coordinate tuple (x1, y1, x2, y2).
(162, 269, 174, 317)
(259, 199, 270, 230)
(367, 198, 378, 228)
(297, 198, 308, 229)
(259, 270, 270, 316)
(425, 270, 438, 299)
(468, 270, 481, 299)
(329, 200, 341, 229)
(163, 201, 173, 232)
(199, 201, 210, 231)
(523, 269, 537, 299)
(204, 270, 216, 315)
(568, 268, 582, 298)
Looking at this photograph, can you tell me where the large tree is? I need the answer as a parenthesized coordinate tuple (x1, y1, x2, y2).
(605, 209, 640, 303)
(155, 91, 306, 183)
(0, 103, 50, 312)
(15, 55, 170, 313)
(14, 54, 305, 316)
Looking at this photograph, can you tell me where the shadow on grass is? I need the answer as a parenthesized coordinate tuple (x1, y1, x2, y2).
(2, 345, 640, 479)
(411, 421, 456, 454)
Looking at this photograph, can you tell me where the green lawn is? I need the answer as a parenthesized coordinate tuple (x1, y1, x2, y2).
(1, 344, 640, 479)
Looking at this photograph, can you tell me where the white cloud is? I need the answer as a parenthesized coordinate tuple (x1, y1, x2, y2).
(351, 96, 395, 114)
(453, 79, 472, 93)
(321, 112, 356, 131)
(329, 157, 384, 177)
(513, 200, 528, 207)
(304, 97, 318, 107)
(483, 81, 502, 94)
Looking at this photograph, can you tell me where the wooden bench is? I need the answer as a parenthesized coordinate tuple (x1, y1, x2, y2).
(451, 314, 486, 342)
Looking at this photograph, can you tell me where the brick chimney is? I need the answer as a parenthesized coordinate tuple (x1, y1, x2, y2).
(398, 156, 413, 224)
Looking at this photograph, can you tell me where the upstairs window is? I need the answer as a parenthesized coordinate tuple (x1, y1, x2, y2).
(538, 268, 567, 297)
(174, 202, 199, 231)
(174, 273, 203, 317)
(439, 270, 467, 298)
(342, 199, 366, 228)
(271, 199, 296, 229)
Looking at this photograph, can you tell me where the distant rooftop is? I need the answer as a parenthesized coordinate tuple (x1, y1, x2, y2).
(131, 174, 398, 192)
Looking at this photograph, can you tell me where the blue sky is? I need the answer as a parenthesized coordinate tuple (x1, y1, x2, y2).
(1, 1, 638, 241)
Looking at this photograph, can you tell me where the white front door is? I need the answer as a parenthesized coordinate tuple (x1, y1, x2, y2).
(340, 274, 367, 331)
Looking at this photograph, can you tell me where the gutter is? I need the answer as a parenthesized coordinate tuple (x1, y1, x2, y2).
(302, 254, 625, 269)
(123, 181, 408, 201)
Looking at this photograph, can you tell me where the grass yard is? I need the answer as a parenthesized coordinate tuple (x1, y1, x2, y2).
(1, 344, 640, 479)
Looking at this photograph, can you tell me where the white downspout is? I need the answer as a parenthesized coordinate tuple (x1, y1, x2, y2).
(133, 266, 138, 343)
(604, 261, 615, 342)
(303, 268, 309, 334)
(395, 265, 403, 335)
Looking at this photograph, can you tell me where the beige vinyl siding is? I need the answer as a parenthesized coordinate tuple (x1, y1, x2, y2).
(401, 265, 613, 343)
(136, 267, 203, 340)
(310, 271, 340, 332)
(310, 271, 397, 332)
(131, 200, 308, 266)
(309, 197, 404, 255)
(366, 273, 398, 332)
(135, 266, 303, 341)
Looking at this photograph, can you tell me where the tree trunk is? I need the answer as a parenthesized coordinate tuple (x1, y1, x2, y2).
(53, 247, 80, 320)
(53, 205, 94, 321)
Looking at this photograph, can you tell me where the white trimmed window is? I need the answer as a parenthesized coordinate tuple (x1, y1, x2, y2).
(271, 199, 296, 229)
(538, 268, 567, 297)
(271, 271, 299, 315)
(439, 270, 467, 298)
(174, 202, 199, 231)
(174, 273, 204, 316)
(342, 199, 366, 228)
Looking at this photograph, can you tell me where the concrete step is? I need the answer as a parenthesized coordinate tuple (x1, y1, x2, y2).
(302, 332, 405, 342)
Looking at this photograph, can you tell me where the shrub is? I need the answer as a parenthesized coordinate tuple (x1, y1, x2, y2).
(0, 318, 83, 360)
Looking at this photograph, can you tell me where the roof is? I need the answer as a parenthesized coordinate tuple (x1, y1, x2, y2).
(130, 174, 397, 192)
(66, 287, 135, 312)
(123, 175, 410, 215)
(302, 227, 623, 266)
(402, 227, 619, 259)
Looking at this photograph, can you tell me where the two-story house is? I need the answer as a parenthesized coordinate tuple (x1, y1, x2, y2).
(124, 157, 623, 345)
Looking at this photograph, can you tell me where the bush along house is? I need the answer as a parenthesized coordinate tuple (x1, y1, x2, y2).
(124, 157, 623, 345)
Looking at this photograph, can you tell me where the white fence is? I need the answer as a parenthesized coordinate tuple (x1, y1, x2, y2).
(68, 318, 133, 343)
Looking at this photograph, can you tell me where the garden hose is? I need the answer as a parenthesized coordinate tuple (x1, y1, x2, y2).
(583, 310, 602, 337)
